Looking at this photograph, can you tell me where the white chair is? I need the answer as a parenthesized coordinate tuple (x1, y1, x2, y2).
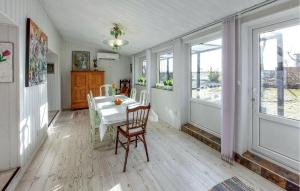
(87, 93, 100, 148)
(139, 90, 148, 105)
(88, 92, 116, 149)
(100, 84, 112, 96)
(130, 88, 137, 100)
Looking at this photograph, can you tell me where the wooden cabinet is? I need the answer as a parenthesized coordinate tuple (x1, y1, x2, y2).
(71, 71, 104, 109)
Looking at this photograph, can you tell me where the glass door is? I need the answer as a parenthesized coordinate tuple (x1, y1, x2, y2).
(252, 19, 300, 171)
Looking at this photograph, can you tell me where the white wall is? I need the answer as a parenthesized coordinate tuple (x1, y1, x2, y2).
(61, 40, 132, 109)
(151, 88, 177, 127)
(0, 0, 63, 188)
(47, 51, 60, 111)
(0, 23, 19, 171)
(133, 39, 189, 129)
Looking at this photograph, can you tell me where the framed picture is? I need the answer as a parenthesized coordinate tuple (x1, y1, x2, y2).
(0, 42, 13, 82)
(72, 51, 90, 71)
(25, 18, 48, 87)
(47, 63, 55, 74)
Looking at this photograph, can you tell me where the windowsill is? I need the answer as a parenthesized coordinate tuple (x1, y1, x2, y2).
(135, 84, 146, 87)
(152, 86, 173, 91)
(190, 98, 221, 109)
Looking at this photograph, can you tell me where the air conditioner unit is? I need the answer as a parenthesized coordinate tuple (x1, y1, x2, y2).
(97, 52, 119, 60)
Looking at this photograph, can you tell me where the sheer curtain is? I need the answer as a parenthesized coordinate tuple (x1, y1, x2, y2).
(221, 16, 237, 163)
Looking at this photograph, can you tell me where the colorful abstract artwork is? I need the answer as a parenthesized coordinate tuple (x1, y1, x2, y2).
(0, 42, 13, 82)
(72, 51, 90, 71)
(25, 18, 48, 87)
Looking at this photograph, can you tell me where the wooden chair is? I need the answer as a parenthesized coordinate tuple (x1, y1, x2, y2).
(139, 90, 148, 105)
(115, 104, 151, 172)
(119, 79, 131, 96)
(100, 84, 112, 96)
(130, 88, 137, 101)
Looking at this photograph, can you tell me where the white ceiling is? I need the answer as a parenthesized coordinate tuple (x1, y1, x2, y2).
(41, 0, 266, 55)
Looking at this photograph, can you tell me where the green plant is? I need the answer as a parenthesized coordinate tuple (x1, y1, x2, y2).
(110, 23, 125, 39)
(208, 67, 220, 83)
(137, 76, 146, 86)
(163, 79, 173, 86)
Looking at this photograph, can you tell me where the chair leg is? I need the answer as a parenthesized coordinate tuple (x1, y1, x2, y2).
(142, 134, 149, 162)
(123, 138, 130, 172)
(135, 136, 138, 148)
(115, 130, 119, 155)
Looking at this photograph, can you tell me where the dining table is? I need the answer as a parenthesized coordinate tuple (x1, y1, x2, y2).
(94, 95, 146, 141)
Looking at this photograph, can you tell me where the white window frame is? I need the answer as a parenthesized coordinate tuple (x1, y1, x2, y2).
(189, 32, 222, 108)
(156, 50, 174, 84)
(241, 6, 300, 171)
(134, 55, 146, 84)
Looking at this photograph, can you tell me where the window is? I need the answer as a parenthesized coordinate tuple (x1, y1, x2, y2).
(191, 38, 222, 104)
(142, 59, 147, 76)
(259, 24, 300, 121)
(136, 57, 147, 86)
(158, 52, 173, 84)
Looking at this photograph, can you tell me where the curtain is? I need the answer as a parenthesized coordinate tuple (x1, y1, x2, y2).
(221, 16, 236, 163)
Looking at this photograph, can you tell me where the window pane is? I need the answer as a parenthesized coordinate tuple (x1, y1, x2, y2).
(191, 54, 199, 91)
(259, 24, 300, 121)
(159, 59, 167, 82)
(142, 60, 147, 76)
(159, 52, 174, 84)
(191, 38, 222, 104)
(168, 58, 173, 80)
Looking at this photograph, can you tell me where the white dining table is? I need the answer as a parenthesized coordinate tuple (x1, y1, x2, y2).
(94, 95, 142, 141)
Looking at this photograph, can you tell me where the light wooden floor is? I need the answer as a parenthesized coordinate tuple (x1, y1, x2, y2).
(16, 110, 283, 191)
(0, 168, 17, 190)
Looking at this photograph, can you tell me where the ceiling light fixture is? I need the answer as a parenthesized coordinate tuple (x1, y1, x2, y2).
(103, 23, 129, 51)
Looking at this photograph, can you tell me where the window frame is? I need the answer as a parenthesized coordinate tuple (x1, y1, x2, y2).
(142, 59, 147, 76)
(157, 50, 174, 84)
(189, 33, 223, 106)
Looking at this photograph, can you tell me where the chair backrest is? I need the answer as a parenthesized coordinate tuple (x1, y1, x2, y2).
(89, 90, 94, 99)
(120, 79, 131, 96)
(125, 104, 151, 134)
(130, 88, 137, 100)
(100, 84, 112, 96)
(87, 92, 99, 129)
(139, 90, 148, 105)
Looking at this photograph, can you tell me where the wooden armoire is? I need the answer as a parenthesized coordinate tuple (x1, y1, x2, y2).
(71, 71, 104, 109)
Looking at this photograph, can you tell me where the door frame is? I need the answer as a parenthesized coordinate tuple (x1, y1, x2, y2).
(250, 16, 300, 171)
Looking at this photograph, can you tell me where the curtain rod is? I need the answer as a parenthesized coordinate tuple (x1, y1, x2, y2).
(137, 0, 278, 55)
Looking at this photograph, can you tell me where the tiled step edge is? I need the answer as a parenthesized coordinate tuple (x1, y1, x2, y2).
(181, 124, 221, 152)
(181, 123, 300, 191)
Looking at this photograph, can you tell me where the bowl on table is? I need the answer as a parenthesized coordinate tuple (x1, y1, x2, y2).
(114, 98, 123, 105)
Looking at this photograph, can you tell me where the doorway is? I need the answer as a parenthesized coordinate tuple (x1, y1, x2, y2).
(252, 19, 300, 171)
(47, 50, 60, 125)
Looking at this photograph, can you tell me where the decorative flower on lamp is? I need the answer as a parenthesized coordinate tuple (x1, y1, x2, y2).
(103, 23, 129, 51)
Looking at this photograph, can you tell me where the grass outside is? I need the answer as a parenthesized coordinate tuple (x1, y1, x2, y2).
(261, 88, 300, 121)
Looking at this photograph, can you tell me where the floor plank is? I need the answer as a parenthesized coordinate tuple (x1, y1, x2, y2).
(16, 110, 283, 191)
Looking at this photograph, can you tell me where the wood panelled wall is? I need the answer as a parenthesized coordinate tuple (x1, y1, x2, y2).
(0, 0, 63, 186)
(0, 24, 19, 171)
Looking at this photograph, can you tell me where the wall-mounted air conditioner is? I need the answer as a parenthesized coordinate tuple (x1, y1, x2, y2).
(97, 52, 119, 60)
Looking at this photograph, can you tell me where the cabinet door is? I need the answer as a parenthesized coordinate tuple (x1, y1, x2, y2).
(71, 72, 87, 109)
(87, 72, 104, 97)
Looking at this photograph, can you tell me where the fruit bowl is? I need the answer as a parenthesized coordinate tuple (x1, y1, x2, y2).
(114, 98, 123, 105)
